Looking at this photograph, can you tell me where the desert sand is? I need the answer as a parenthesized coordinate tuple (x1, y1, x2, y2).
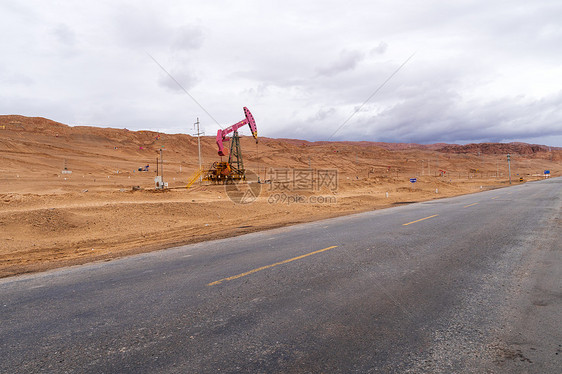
(1, 115, 560, 277)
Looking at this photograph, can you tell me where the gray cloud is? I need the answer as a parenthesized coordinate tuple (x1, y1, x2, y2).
(173, 25, 204, 52)
(1, 0, 561, 146)
(371, 42, 388, 55)
(317, 50, 365, 77)
(157, 69, 199, 92)
(112, 6, 204, 53)
(51, 23, 76, 47)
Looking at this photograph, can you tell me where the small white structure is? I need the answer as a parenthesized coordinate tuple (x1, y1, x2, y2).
(155, 176, 168, 189)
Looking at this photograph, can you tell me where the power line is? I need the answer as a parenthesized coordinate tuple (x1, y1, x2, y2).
(327, 52, 416, 141)
(146, 52, 223, 129)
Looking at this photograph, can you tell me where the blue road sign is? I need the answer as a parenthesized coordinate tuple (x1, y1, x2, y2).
(410, 178, 417, 183)
(544, 170, 550, 174)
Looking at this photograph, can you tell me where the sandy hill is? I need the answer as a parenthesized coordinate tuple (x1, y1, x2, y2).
(1, 115, 560, 277)
(1, 115, 559, 194)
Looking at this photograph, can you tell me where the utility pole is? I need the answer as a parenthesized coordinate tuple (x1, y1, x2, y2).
(507, 154, 511, 184)
(194, 117, 203, 183)
(160, 148, 164, 187)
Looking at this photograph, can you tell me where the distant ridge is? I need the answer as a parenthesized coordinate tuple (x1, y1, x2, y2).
(437, 142, 559, 155)
(1, 115, 559, 154)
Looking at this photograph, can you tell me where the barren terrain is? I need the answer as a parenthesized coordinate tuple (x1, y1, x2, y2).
(1, 115, 560, 277)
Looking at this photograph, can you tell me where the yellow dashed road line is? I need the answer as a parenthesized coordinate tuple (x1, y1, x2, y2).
(208, 245, 338, 286)
(402, 214, 439, 226)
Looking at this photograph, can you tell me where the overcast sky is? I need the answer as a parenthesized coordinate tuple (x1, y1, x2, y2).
(1, 0, 561, 146)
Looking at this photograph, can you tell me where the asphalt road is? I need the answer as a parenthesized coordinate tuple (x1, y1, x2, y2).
(1, 178, 560, 373)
